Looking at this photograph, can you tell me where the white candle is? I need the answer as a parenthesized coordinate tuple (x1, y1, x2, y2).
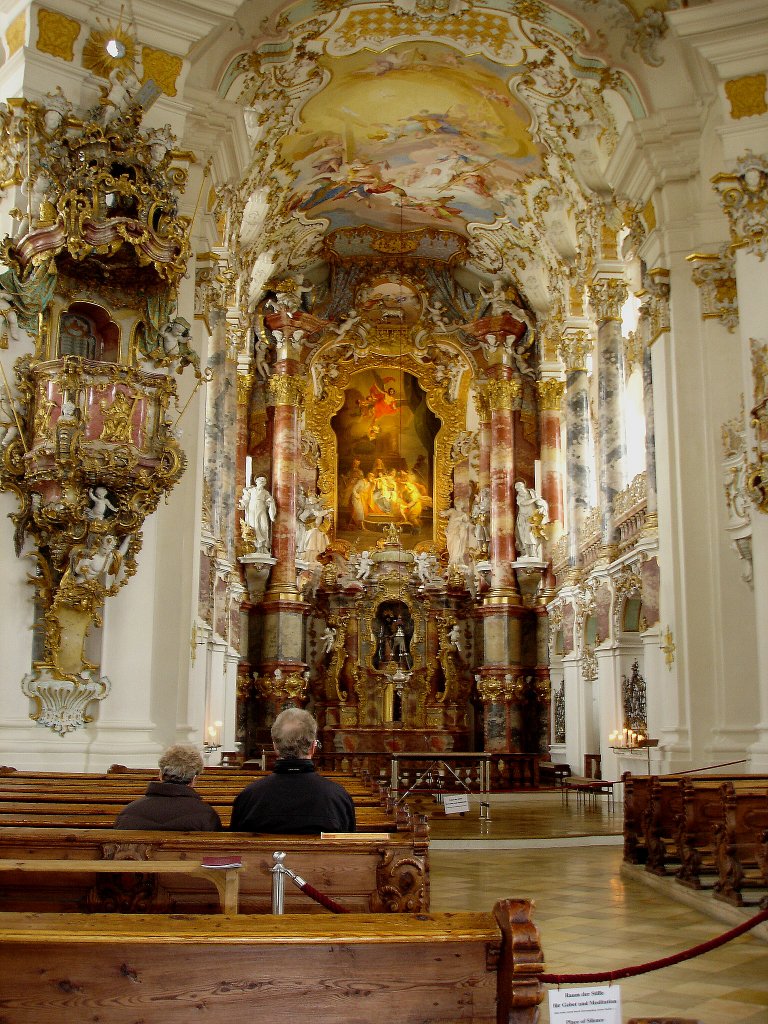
(245, 456, 252, 487)
(534, 459, 541, 495)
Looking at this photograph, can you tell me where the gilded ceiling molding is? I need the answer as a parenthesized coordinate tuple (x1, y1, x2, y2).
(267, 373, 306, 408)
(713, 152, 768, 261)
(724, 75, 767, 121)
(588, 277, 628, 324)
(535, 378, 565, 411)
(558, 330, 592, 372)
(687, 249, 738, 334)
(637, 269, 670, 346)
(36, 8, 80, 61)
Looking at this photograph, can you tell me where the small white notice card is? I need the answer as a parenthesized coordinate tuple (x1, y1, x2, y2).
(548, 986, 621, 1024)
(441, 793, 470, 814)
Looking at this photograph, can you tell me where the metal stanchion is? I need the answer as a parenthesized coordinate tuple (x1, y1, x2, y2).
(271, 851, 286, 914)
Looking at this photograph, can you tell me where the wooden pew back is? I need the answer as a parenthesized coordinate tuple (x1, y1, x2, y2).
(0, 898, 544, 1024)
(0, 826, 429, 915)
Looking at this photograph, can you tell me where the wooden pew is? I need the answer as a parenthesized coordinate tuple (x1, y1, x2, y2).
(0, 825, 429, 915)
(0, 898, 544, 1023)
(713, 781, 768, 906)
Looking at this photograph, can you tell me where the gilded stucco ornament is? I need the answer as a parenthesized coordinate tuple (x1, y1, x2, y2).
(713, 152, 768, 261)
(558, 330, 592, 372)
(0, 84, 196, 733)
(687, 249, 738, 334)
(588, 277, 628, 324)
(746, 337, 768, 516)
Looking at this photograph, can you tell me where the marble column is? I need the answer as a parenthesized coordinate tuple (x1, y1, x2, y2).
(589, 276, 629, 560)
(485, 374, 522, 593)
(558, 329, 593, 574)
(535, 378, 565, 535)
(260, 370, 307, 670)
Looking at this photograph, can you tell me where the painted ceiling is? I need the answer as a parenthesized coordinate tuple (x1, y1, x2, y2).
(219, 0, 685, 310)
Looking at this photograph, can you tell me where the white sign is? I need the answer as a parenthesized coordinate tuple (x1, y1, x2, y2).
(441, 793, 470, 814)
(548, 986, 621, 1024)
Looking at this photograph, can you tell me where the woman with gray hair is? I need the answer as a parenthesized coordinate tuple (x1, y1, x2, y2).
(230, 709, 356, 834)
(114, 744, 221, 831)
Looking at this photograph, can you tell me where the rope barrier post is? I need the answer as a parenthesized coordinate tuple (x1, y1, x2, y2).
(271, 851, 286, 914)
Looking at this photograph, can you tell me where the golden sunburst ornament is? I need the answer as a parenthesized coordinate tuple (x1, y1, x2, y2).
(82, 20, 137, 80)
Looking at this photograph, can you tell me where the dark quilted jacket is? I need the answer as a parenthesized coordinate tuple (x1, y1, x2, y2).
(114, 780, 222, 831)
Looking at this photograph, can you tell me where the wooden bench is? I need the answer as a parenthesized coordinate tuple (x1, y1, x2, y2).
(0, 858, 242, 914)
(0, 897, 544, 1023)
(0, 825, 429, 915)
(538, 761, 570, 789)
(713, 781, 768, 907)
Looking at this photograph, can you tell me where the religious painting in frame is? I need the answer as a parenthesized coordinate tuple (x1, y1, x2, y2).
(332, 367, 438, 549)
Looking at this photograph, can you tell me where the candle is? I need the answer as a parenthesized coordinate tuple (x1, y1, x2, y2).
(534, 459, 541, 495)
(245, 456, 252, 487)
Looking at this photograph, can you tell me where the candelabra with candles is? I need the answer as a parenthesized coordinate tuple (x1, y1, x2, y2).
(609, 728, 658, 773)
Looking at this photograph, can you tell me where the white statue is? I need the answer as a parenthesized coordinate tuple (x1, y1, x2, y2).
(471, 486, 490, 550)
(100, 65, 141, 125)
(310, 358, 340, 400)
(87, 486, 118, 520)
(159, 317, 191, 356)
(414, 549, 439, 586)
(441, 500, 473, 566)
(0, 385, 22, 447)
(356, 548, 374, 581)
(0, 287, 20, 345)
(320, 625, 336, 655)
(253, 331, 272, 379)
(297, 490, 333, 564)
(239, 476, 277, 553)
(14, 170, 54, 238)
(448, 623, 462, 652)
(72, 534, 129, 586)
(514, 481, 549, 560)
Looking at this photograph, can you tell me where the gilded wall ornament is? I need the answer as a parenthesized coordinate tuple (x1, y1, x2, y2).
(724, 74, 768, 121)
(267, 373, 306, 408)
(36, 9, 80, 62)
(637, 268, 670, 346)
(5, 11, 25, 57)
(687, 250, 738, 333)
(713, 152, 768, 261)
(141, 47, 183, 98)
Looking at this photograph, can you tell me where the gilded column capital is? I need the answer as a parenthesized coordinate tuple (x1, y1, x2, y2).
(473, 387, 491, 423)
(713, 152, 768, 261)
(485, 378, 522, 413)
(558, 330, 592, 372)
(267, 372, 306, 408)
(637, 268, 670, 346)
(237, 372, 254, 406)
(194, 254, 234, 333)
(257, 670, 309, 706)
(536, 378, 565, 411)
(687, 248, 738, 333)
(588, 277, 628, 323)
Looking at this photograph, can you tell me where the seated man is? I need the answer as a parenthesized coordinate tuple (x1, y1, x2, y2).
(114, 744, 221, 831)
(230, 708, 356, 834)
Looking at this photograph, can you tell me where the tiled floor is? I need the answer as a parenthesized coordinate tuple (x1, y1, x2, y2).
(427, 793, 768, 1023)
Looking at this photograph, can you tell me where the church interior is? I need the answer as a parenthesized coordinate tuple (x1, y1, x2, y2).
(0, 0, 767, 1018)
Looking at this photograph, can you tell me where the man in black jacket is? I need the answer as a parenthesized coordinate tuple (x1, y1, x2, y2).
(114, 744, 221, 831)
(230, 708, 356, 834)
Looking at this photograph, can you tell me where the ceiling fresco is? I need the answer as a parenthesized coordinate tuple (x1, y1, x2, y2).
(218, 0, 685, 310)
(282, 43, 546, 236)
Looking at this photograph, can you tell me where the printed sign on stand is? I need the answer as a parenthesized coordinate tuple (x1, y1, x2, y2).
(441, 793, 470, 814)
(548, 986, 621, 1023)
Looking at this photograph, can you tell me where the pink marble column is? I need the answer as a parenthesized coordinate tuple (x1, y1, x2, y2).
(485, 374, 521, 592)
(535, 379, 565, 533)
(266, 370, 304, 595)
(260, 370, 307, 671)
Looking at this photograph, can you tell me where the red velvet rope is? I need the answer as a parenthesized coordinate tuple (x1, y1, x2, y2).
(539, 907, 768, 985)
(294, 879, 351, 914)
